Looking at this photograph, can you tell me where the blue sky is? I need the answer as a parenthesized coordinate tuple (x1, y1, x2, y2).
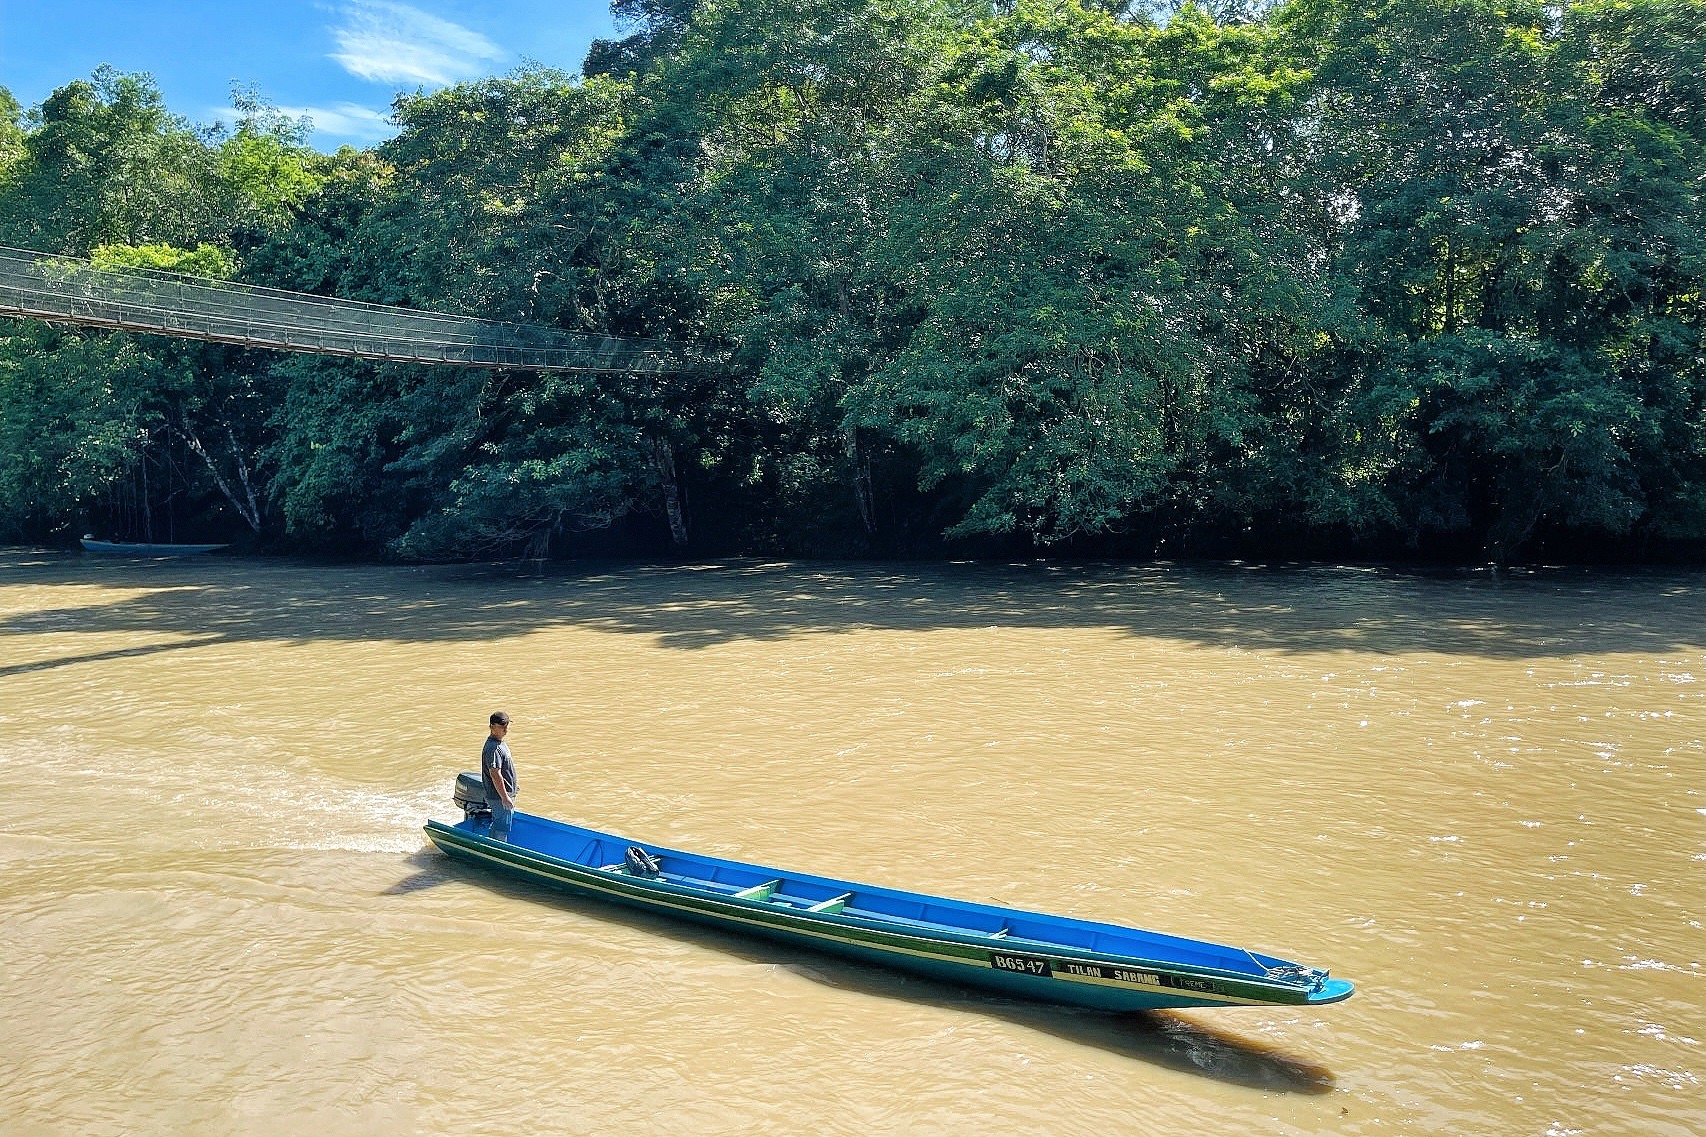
(0, 1, 620, 150)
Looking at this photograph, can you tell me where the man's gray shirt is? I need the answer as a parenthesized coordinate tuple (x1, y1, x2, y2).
(482, 737, 516, 800)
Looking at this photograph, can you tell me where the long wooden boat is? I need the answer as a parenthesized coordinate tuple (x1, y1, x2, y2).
(80, 538, 228, 556)
(424, 801, 1354, 1012)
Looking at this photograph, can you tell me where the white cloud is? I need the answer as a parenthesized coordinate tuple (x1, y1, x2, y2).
(208, 102, 397, 144)
(283, 102, 398, 142)
(329, 1, 506, 87)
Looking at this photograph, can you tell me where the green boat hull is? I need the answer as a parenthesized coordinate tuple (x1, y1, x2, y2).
(424, 813, 1354, 1013)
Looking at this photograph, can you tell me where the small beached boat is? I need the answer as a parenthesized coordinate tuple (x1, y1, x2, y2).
(424, 776, 1354, 1012)
(80, 537, 228, 556)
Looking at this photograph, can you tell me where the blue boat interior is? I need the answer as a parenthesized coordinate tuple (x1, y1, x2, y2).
(456, 811, 1329, 991)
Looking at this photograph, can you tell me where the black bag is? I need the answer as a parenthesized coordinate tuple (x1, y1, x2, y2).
(624, 846, 662, 876)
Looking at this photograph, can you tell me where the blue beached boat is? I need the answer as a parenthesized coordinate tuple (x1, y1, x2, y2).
(81, 537, 228, 556)
(425, 776, 1354, 1012)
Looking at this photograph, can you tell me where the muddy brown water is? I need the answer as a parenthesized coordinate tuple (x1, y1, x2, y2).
(1, 552, 1700, 1136)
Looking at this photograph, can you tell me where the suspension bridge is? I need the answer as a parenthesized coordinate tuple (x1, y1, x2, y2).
(0, 245, 687, 373)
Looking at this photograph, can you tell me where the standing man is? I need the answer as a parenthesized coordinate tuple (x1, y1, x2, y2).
(482, 711, 517, 841)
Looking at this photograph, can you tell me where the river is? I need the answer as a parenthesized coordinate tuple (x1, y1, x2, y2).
(1, 551, 1700, 1136)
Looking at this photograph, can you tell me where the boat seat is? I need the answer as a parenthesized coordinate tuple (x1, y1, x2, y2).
(805, 893, 852, 914)
(733, 880, 781, 901)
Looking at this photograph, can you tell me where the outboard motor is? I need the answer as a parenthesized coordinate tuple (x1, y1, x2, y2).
(454, 771, 492, 823)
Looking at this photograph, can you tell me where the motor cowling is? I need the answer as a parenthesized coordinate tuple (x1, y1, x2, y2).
(454, 771, 492, 822)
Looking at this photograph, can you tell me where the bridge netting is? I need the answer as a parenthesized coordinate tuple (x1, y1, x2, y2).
(0, 245, 684, 373)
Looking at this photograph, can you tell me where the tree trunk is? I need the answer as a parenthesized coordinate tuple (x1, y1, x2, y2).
(139, 445, 155, 543)
(650, 438, 689, 546)
(177, 422, 262, 534)
(844, 425, 875, 536)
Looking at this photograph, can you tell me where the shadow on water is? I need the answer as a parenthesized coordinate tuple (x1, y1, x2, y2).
(0, 636, 224, 677)
(381, 848, 459, 895)
(408, 849, 1336, 1093)
(2, 550, 1701, 676)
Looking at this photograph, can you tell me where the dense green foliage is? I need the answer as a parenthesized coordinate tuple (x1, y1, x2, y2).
(2, 0, 1701, 562)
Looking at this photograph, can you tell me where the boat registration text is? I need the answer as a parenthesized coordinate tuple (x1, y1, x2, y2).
(989, 953, 1210, 991)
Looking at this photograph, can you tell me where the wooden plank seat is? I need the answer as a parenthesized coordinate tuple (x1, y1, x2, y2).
(805, 893, 853, 914)
(733, 880, 782, 901)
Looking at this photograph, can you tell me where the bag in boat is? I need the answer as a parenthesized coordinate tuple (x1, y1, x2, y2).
(624, 846, 662, 877)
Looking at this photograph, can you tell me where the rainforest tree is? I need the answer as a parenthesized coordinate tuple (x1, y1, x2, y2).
(1, 0, 1700, 561)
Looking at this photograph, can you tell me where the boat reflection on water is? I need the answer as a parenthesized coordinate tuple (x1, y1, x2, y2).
(997, 1000, 1336, 1093)
(776, 959, 1337, 1094)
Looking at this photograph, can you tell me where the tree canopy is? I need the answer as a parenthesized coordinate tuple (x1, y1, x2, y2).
(2, 0, 1701, 563)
